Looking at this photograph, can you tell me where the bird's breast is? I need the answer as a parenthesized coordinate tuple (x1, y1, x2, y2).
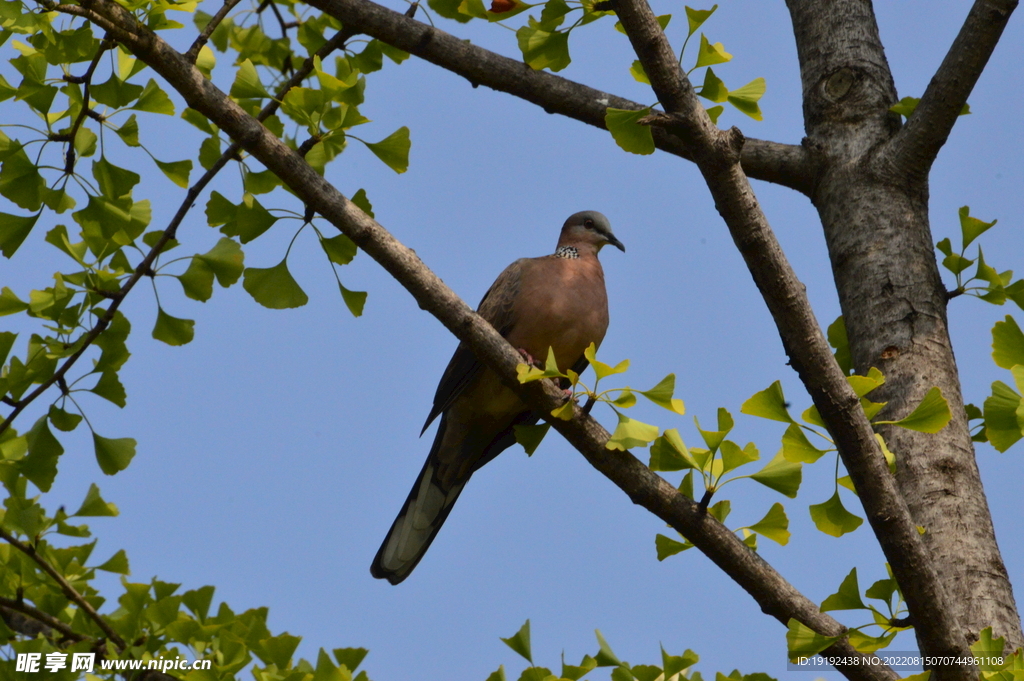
(507, 257, 609, 371)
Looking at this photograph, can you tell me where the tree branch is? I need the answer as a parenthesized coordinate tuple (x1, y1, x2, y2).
(55, 3, 904, 679)
(0, 597, 87, 642)
(305, 0, 815, 194)
(0, 528, 127, 650)
(610, 0, 977, 677)
(1, 8, 360, 440)
(883, 0, 1017, 177)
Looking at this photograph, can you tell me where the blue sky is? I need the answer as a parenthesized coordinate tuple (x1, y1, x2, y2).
(2, 1, 1023, 679)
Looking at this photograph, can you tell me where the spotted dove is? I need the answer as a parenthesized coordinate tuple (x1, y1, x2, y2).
(371, 211, 624, 584)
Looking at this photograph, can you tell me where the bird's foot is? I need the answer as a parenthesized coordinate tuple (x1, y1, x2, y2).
(517, 348, 542, 369)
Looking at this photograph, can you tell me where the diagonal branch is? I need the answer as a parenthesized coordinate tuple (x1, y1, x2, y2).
(883, 0, 1017, 177)
(305, 0, 815, 194)
(1, 11, 359, 439)
(0, 528, 127, 650)
(57, 2, 899, 679)
(611, 0, 977, 677)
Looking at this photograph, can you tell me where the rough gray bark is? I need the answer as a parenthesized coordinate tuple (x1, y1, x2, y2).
(609, 0, 983, 676)
(786, 0, 1023, 651)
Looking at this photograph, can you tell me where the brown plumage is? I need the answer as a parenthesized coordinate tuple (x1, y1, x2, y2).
(371, 211, 624, 584)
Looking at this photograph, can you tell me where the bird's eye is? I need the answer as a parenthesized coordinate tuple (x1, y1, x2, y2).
(584, 219, 595, 229)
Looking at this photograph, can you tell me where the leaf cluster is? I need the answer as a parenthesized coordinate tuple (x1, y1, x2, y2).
(605, 6, 766, 155)
(493, 619, 775, 681)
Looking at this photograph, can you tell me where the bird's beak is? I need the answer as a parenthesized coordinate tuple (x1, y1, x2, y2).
(605, 234, 626, 252)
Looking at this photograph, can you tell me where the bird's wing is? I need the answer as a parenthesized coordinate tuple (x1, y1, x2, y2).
(420, 259, 525, 435)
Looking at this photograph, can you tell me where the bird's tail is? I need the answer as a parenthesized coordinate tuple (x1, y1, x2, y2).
(370, 425, 466, 584)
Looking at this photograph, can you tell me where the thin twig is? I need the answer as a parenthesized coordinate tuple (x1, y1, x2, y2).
(267, 0, 296, 37)
(63, 37, 113, 174)
(0, 528, 126, 650)
(184, 0, 244, 63)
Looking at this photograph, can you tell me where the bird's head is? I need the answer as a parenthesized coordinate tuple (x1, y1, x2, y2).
(558, 210, 625, 255)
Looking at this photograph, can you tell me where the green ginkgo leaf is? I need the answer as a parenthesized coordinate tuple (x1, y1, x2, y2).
(593, 630, 621, 667)
(606, 412, 659, 451)
(847, 367, 885, 397)
(655, 533, 692, 561)
(720, 440, 758, 474)
(93, 433, 136, 475)
(339, 283, 367, 317)
(516, 25, 570, 72)
(848, 630, 898, 654)
(820, 568, 866, 611)
(562, 654, 598, 681)
(74, 483, 119, 517)
(154, 158, 192, 188)
(96, 549, 130, 574)
(809, 491, 863, 537)
(91, 370, 127, 407)
(694, 33, 732, 68)
(584, 342, 629, 380)
(365, 127, 410, 173)
(648, 429, 696, 471)
(750, 450, 802, 498)
(877, 387, 951, 433)
(133, 79, 175, 115)
(959, 205, 997, 249)
(514, 423, 550, 455)
(47, 404, 81, 432)
(612, 389, 637, 408)
(827, 316, 853, 375)
(698, 67, 728, 103)
(0, 212, 39, 258)
(321, 233, 358, 266)
(20, 415, 63, 492)
(500, 620, 533, 664)
(199, 238, 245, 287)
(152, 307, 195, 346)
(748, 502, 790, 545)
(781, 423, 826, 463)
(727, 78, 765, 118)
(741, 380, 793, 423)
(983, 380, 1023, 452)
(230, 59, 270, 99)
(629, 60, 649, 85)
(992, 315, 1024, 370)
(639, 374, 685, 414)
(0, 147, 46, 210)
(605, 107, 654, 155)
(243, 259, 309, 309)
(786, 619, 840, 661)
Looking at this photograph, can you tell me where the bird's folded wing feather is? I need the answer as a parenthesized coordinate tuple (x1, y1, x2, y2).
(420, 259, 526, 434)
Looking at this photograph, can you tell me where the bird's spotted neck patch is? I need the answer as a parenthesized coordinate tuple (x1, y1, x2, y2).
(555, 245, 579, 259)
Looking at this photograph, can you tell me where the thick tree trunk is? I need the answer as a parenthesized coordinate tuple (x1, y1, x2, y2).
(788, 0, 1022, 649)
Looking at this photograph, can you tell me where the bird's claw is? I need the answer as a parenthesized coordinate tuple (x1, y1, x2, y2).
(517, 348, 542, 368)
